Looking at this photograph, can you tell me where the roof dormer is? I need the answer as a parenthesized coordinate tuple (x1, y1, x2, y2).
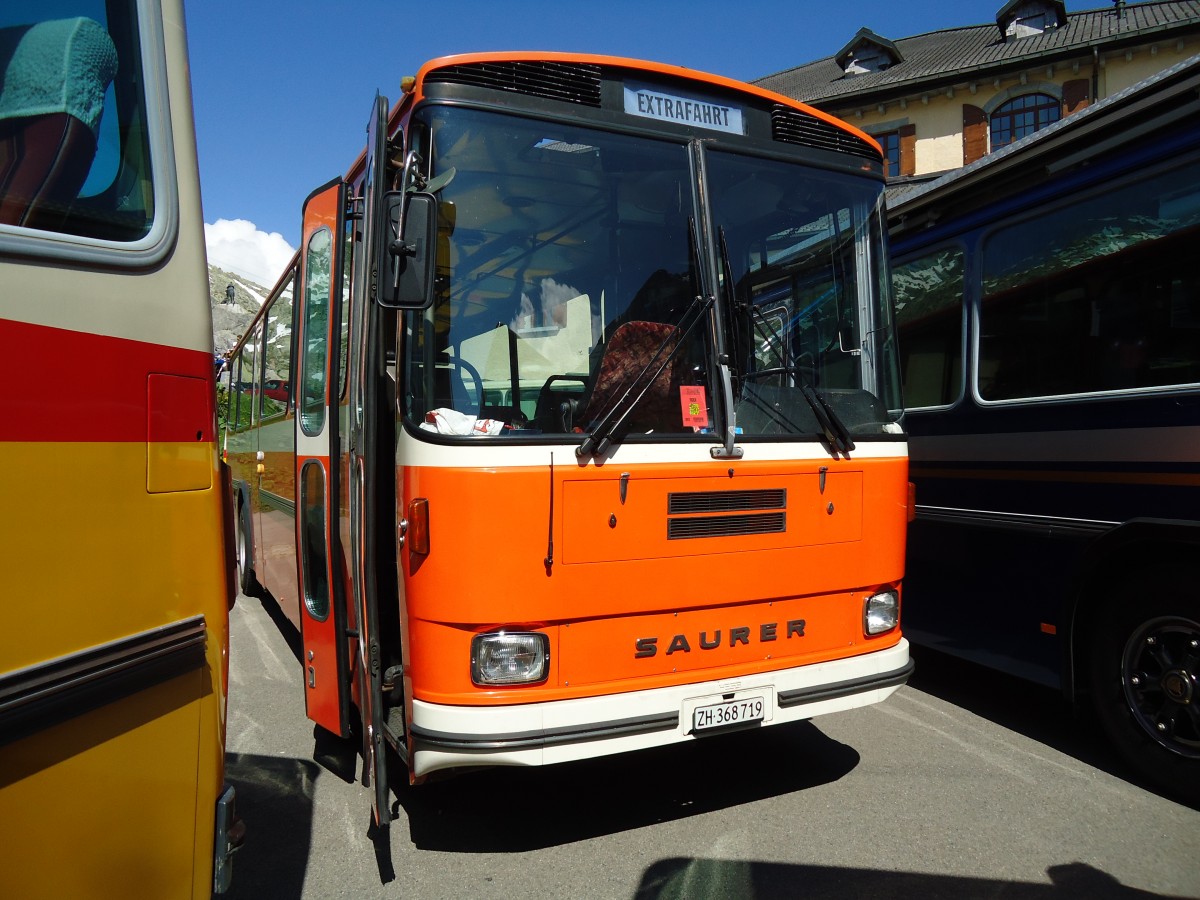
(996, 0, 1068, 40)
(835, 28, 903, 76)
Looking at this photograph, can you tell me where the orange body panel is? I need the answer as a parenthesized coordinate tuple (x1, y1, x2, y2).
(399, 454, 907, 705)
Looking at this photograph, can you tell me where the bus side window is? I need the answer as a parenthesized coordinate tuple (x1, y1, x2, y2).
(261, 292, 293, 419)
(0, 17, 117, 231)
(893, 246, 965, 408)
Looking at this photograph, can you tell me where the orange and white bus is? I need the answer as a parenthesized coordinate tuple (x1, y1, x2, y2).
(0, 1, 239, 896)
(225, 52, 912, 825)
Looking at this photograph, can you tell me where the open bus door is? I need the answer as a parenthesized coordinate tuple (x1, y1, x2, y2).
(345, 94, 392, 826)
(295, 178, 352, 739)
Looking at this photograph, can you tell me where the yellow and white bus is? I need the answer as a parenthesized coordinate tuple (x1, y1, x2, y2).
(0, 1, 238, 895)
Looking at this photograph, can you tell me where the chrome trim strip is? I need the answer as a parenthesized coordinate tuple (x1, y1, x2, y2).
(908, 425, 1200, 464)
(914, 505, 1116, 536)
(0, 615, 207, 746)
(409, 711, 680, 751)
(777, 658, 914, 708)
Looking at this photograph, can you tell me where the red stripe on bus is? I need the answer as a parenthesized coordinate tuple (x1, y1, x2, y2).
(0, 318, 215, 442)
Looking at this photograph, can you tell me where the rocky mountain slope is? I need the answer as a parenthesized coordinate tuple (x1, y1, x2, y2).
(208, 264, 268, 356)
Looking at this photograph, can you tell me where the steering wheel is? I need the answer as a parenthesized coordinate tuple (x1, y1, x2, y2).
(442, 354, 484, 410)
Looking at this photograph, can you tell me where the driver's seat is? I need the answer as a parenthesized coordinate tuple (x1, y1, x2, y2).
(564, 320, 683, 433)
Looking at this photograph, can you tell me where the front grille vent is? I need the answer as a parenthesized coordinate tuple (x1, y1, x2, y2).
(425, 61, 603, 107)
(771, 105, 880, 162)
(669, 512, 786, 540)
(669, 489, 786, 515)
(667, 488, 788, 540)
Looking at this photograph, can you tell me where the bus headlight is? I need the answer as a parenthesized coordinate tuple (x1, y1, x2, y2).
(864, 591, 899, 635)
(471, 632, 549, 685)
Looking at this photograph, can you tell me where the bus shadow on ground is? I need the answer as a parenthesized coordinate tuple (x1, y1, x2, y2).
(250, 590, 304, 665)
(635, 858, 1186, 900)
(391, 719, 859, 853)
(222, 752, 320, 900)
(905, 645, 1197, 810)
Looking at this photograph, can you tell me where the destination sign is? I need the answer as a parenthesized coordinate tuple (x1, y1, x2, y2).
(623, 81, 745, 135)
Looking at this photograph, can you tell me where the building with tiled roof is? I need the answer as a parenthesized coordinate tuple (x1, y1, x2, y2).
(756, 0, 1200, 180)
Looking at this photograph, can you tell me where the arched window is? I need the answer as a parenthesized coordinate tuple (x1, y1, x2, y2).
(990, 93, 1061, 150)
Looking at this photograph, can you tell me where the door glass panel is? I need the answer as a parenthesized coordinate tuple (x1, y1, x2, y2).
(300, 460, 330, 620)
(301, 227, 332, 435)
(338, 219, 353, 400)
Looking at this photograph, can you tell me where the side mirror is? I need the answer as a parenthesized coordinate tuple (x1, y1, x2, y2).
(378, 191, 437, 309)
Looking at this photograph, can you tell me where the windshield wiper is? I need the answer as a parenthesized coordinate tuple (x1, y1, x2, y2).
(801, 383, 855, 456)
(745, 302, 855, 456)
(716, 226, 746, 388)
(713, 226, 743, 460)
(718, 224, 854, 458)
(576, 291, 713, 458)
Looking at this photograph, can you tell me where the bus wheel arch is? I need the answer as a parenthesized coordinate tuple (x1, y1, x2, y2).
(1077, 537, 1200, 803)
(1068, 522, 1200, 696)
(235, 484, 263, 598)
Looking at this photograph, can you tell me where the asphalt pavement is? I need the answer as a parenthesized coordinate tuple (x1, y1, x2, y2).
(223, 590, 1200, 900)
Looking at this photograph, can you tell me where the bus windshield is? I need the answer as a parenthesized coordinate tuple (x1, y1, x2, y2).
(402, 105, 901, 442)
(708, 151, 902, 438)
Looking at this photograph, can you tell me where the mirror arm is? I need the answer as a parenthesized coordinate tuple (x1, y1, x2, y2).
(393, 150, 421, 246)
(389, 238, 416, 295)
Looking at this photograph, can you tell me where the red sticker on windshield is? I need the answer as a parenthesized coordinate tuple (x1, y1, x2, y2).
(680, 385, 708, 429)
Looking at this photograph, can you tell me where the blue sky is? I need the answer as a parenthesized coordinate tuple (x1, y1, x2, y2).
(186, 0, 1089, 285)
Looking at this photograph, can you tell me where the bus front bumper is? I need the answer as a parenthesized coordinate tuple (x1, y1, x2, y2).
(408, 638, 911, 778)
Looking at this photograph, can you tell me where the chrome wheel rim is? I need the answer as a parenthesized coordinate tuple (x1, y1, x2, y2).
(1121, 615, 1200, 758)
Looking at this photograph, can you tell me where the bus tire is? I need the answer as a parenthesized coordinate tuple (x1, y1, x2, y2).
(236, 500, 263, 599)
(1088, 568, 1200, 804)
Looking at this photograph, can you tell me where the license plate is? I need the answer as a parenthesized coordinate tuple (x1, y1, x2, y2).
(692, 693, 767, 733)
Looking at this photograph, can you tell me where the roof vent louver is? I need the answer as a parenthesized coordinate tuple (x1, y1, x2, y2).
(771, 105, 880, 162)
(425, 61, 603, 107)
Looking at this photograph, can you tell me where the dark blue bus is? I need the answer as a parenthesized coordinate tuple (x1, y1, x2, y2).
(888, 55, 1200, 804)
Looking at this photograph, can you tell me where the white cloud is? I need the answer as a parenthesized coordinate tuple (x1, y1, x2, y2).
(510, 277, 582, 331)
(204, 219, 295, 288)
